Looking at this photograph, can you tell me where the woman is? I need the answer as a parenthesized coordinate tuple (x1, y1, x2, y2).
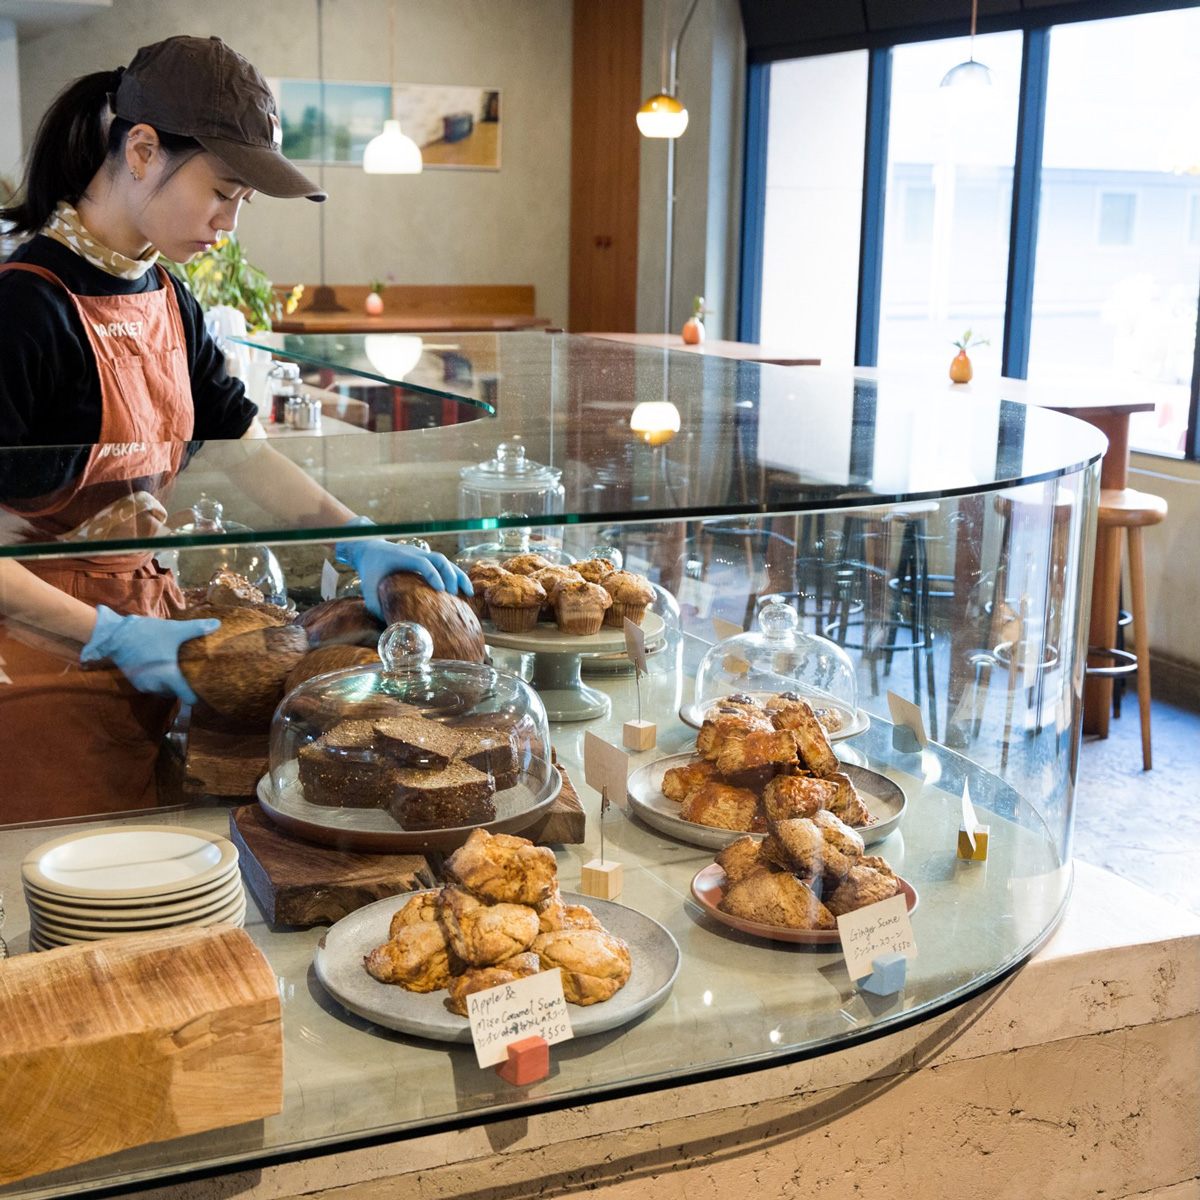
(0, 35, 468, 823)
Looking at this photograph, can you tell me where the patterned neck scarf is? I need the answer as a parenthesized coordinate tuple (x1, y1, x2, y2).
(42, 202, 160, 280)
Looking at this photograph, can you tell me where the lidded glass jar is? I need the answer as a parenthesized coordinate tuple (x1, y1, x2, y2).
(692, 596, 861, 737)
(265, 623, 557, 846)
(458, 441, 566, 557)
(162, 496, 287, 605)
(267, 361, 302, 425)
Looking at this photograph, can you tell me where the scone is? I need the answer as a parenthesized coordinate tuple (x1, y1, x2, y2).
(439, 888, 541, 967)
(718, 866, 835, 930)
(443, 828, 558, 906)
(681, 782, 762, 832)
(444, 951, 543, 1017)
(532, 927, 632, 1006)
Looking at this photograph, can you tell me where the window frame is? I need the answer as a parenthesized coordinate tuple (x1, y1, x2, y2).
(742, 3, 1200, 463)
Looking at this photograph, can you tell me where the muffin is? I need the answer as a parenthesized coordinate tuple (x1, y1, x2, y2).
(485, 574, 546, 632)
(553, 578, 613, 636)
(601, 571, 656, 627)
(502, 553, 555, 576)
(464, 564, 510, 620)
(574, 558, 617, 585)
(531, 566, 584, 619)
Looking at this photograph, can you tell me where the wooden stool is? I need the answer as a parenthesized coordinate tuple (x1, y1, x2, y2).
(1087, 488, 1168, 769)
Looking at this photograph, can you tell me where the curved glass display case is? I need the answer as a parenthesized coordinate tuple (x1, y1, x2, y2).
(0, 333, 1105, 1198)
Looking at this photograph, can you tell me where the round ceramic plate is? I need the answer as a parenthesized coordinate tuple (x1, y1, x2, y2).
(485, 612, 665, 655)
(626, 753, 906, 851)
(690, 864, 919, 945)
(31, 898, 247, 945)
(314, 891, 680, 1044)
(678, 693, 869, 742)
(258, 758, 562, 853)
(22, 827, 239, 901)
(22, 871, 243, 920)
(26, 881, 246, 931)
(20, 862, 241, 911)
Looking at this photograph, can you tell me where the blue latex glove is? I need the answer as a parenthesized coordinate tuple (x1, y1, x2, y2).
(80, 606, 220, 704)
(336, 534, 472, 619)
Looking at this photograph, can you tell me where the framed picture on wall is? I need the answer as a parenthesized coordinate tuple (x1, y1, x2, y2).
(271, 79, 501, 170)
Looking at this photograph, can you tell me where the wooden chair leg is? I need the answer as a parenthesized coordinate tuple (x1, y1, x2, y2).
(1127, 526, 1153, 770)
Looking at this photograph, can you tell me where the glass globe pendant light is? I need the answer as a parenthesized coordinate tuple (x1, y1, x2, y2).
(941, 0, 992, 88)
(363, 0, 423, 174)
(636, 0, 697, 139)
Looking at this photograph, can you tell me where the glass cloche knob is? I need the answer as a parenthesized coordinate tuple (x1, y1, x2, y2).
(757, 595, 799, 641)
(495, 441, 526, 472)
(191, 495, 224, 533)
(378, 622, 434, 674)
(585, 543, 623, 569)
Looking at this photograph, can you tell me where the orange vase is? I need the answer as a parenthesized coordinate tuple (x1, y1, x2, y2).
(365, 292, 384, 316)
(682, 317, 705, 345)
(949, 350, 973, 384)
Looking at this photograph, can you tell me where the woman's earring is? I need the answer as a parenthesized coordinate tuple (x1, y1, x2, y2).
(130, 168, 139, 181)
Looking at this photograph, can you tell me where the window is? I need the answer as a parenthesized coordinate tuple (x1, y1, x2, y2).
(875, 32, 1024, 377)
(1027, 9, 1200, 457)
(1097, 192, 1136, 247)
(758, 52, 868, 369)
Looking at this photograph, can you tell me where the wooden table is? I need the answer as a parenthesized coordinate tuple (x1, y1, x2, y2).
(581, 331, 821, 366)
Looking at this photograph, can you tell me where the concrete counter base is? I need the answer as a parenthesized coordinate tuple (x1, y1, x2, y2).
(105, 860, 1199, 1200)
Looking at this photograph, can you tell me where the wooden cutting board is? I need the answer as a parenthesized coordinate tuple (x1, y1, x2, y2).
(0, 925, 281, 1186)
(230, 805, 438, 927)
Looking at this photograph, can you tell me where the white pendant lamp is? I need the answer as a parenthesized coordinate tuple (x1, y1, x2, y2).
(941, 0, 992, 88)
(363, 0, 423, 174)
(637, 0, 698, 140)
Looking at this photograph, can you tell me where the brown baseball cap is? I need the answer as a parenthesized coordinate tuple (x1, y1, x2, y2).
(113, 35, 326, 202)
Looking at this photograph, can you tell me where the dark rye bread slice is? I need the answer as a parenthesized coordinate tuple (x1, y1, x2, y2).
(455, 724, 520, 791)
(387, 761, 496, 831)
(297, 719, 400, 808)
(373, 715, 463, 769)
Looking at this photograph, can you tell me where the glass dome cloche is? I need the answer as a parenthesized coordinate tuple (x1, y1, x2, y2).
(262, 622, 561, 851)
(688, 596, 865, 741)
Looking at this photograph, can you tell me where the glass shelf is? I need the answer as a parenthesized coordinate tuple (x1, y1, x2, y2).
(0, 334, 1106, 559)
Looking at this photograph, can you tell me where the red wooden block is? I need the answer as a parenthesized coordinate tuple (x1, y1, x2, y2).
(493, 1035, 549, 1085)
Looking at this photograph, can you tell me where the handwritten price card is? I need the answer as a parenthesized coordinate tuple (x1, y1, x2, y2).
(468, 971, 574, 1068)
(886, 690, 929, 750)
(623, 618, 648, 676)
(584, 732, 630, 811)
(320, 559, 340, 602)
(836, 893, 918, 982)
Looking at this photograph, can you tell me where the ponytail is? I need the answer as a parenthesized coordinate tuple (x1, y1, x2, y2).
(0, 68, 200, 235)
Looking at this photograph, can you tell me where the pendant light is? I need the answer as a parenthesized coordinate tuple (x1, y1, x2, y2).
(940, 0, 992, 88)
(363, 0, 423, 174)
(636, 0, 697, 138)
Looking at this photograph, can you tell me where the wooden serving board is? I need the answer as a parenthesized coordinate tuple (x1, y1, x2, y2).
(230, 805, 438, 927)
(0, 925, 281, 1186)
(523, 762, 587, 845)
(183, 722, 269, 797)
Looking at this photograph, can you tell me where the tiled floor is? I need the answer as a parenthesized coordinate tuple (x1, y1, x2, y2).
(1073, 691, 1200, 916)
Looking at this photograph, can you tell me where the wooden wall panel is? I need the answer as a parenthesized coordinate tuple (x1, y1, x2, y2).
(569, 0, 643, 332)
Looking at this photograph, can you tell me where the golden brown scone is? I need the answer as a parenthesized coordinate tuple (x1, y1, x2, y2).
(443, 952, 542, 1016)
(696, 710, 774, 761)
(715, 836, 769, 884)
(771, 813, 863, 884)
(760, 774, 838, 823)
(769, 698, 839, 776)
(661, 759, 720, 803)
(536, 889, 604, 933)
(715, 728, 799, 781)
(824, 864, 900, 917)
(825, 771, 871, 827)
(365, 918, 457, 992)
(443, 828, 558, 906)
(387, 891, 442, 941)
(718, 866, 835, 930)
(439, 888, 541, 967)
(759, 832, 791, 872)
(533, 928, 632, 1006)
(502, 553, 556, 576)
(681, 782, 762, 832)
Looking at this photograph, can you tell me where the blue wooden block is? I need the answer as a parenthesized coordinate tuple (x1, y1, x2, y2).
(861, 952, 907, 995)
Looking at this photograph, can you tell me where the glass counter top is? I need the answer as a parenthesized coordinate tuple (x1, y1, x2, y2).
(0, 333, 1107, 557)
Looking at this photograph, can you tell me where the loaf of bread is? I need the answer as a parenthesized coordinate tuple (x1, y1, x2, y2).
(284, 644, 380, 696)
(378, 574, 486, 663)
(297, 597, 386, 649)
(388, 761, 497, 830)
(179, 608, 308, 727)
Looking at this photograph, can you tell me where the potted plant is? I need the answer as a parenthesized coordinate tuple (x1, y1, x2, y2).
(166, 233, 279, 332)
(682, 295, 711, 345)
(950, 329, 989, 384)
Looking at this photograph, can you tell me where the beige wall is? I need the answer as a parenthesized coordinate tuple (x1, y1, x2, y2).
(16, 0, 573, 325)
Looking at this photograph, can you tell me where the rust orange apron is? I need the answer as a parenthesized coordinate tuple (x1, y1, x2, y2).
(0, 263, 194, 822)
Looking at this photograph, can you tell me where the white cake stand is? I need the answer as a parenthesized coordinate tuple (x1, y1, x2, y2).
(485, 613, 666, 722)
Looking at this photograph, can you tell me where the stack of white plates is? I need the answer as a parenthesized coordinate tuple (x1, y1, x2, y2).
(22, 826, 245, 952)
